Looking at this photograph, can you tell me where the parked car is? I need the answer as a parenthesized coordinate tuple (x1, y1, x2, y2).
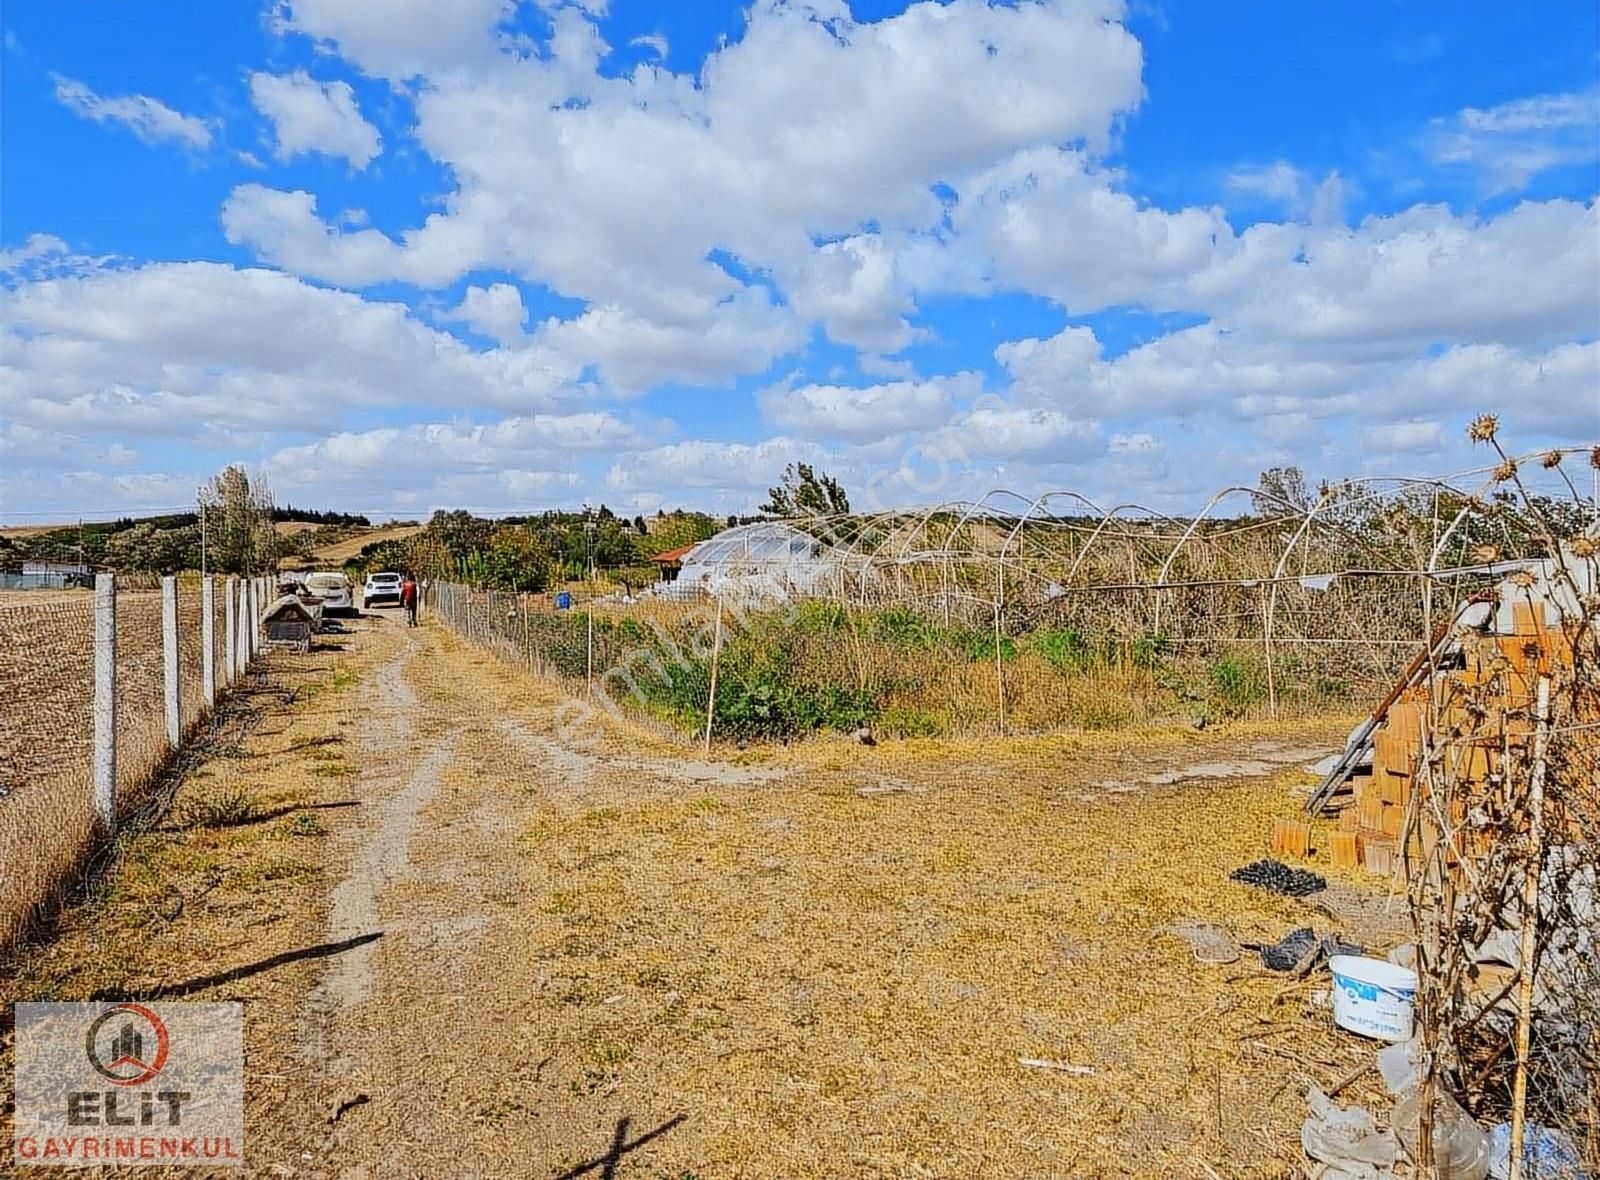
(304, 571, 354, 616)
(363, 571, 403, 608)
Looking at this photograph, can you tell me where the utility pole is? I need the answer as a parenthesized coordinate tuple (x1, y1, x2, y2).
(583, 504, 597, 582)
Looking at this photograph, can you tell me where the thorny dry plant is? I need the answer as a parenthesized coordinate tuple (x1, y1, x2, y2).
(1405, 419, 1598, 1173)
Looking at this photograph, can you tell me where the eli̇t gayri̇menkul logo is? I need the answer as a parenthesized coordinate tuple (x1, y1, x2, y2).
(12, 1001, 244, 1168)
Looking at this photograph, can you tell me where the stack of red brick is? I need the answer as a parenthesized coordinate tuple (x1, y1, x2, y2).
(1334, 600, 1586, 877)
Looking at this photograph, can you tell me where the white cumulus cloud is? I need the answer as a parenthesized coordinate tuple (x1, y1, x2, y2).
(248, 70, 382, 167)
(51, 75, 212, 149)
(1428, 88, 1600, 194)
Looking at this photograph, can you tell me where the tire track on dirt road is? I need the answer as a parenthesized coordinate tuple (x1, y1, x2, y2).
(296, 622, 595, 1174)
(302, 627, 462, 1068)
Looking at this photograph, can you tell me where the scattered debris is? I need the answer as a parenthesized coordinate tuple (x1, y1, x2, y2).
(1326, 1061, 1372, 1098)
(1305, 885, 1410, 948)
(1244, 927, 1361, 973)
(1486, 1121, 1583, 1180)
(1301, 1086, 1398, 1179)
(1271, 817, 1313, 859)
(1329, 955, 1416, 1042)
(329, 1093, 370, 1124)
(1391, 1082, 1490, 1178)
(1017, 1057, 1094, 1076)
(1161, 921, 1240, 965)
(855, 777, 925, 797)
(1091, 744, 1336, 792)
(1230, 858, 1327, 897)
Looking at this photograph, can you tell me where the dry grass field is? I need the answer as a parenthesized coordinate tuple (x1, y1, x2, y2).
(0, 524, 70, 540)
(309, 523, 423, 564)
(276, 522, 425, 570)
(2, 612, 1401, 1177)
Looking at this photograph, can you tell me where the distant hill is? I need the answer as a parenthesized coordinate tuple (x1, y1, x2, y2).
(279, 523, 424, 570)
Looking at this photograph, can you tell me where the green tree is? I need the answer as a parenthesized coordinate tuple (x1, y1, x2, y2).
(425, 510, 492, 565)
(104, 523, 201, 573)
(484, 525, 553, 590)
(200, 464, 275, 573)
(762, 462, 850, 517)
(1251, 466, 1311, 517)
(592, 519, 640, 568)
(643, 511, 717, 554)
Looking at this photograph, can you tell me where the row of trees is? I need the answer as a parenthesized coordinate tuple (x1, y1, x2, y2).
(348, 464, 859, 592)
(353, 506, 728, 592)
(1250, 463, 1593, 563)
(1, 466, 290, 575)
(0, 459, 861, 586)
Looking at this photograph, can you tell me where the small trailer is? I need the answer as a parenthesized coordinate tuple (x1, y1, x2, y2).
(260, 594, 323, 653)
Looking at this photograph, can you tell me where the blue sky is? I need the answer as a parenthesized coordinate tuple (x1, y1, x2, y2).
(2, 0, 1596, 521)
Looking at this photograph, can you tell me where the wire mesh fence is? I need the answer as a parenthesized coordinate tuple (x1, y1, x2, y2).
(429, 442, 1599, 1162)
(0, 574, 275, 947)
(431, 573, 1430, 745)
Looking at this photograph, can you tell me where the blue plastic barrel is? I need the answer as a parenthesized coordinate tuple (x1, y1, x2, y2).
(556, 591, 572, 609)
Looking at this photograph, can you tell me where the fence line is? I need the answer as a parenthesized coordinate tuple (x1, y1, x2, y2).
(427, 575, 1380, 746)
(1, 571, 277, 946)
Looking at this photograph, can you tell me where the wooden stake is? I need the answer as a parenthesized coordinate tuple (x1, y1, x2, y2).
(704, 594, 724, 754)
(1508, 674, 1551, 1180)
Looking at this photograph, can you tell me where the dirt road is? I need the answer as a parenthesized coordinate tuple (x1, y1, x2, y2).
(7, 613, 1390, 1177)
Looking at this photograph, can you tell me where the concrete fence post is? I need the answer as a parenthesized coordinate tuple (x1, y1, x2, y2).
(162, 575, 181, 748)
(224, 575, 237, 683)
(202, 575, 216, 709)
(93, 573, 117, 834)
(246, 577, 257, 660)
(237, 578, 250, 671)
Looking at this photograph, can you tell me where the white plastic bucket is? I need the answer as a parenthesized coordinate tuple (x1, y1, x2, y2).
(1329, 955, 1417, 1041)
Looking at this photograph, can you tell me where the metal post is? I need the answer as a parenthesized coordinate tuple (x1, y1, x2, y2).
(93, 573, 117, 833)
(224, 575, 237, 684)
(202, 575, 216, 708)
(993, 602, 1006, 736)
(162, 575, 181, 747)
(1263, 582, 1279, 721)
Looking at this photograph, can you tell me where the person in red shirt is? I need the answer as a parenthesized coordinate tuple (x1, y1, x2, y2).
(400, 574, 419, 627)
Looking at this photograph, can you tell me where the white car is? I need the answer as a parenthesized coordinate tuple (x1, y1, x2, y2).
(363, 571, 403, 608)
(304, 571, 354, 616)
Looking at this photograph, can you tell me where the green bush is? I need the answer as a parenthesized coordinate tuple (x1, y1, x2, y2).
(869, 606, 942, 649)
(878, 705, 942, 738)
(1208, 655, 1267, 715)
(793, 600, 849, 633)
(1030, 626, 1092, 671)
(1129, 631, 1171, 669)
(964, 629, 1017, 663)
